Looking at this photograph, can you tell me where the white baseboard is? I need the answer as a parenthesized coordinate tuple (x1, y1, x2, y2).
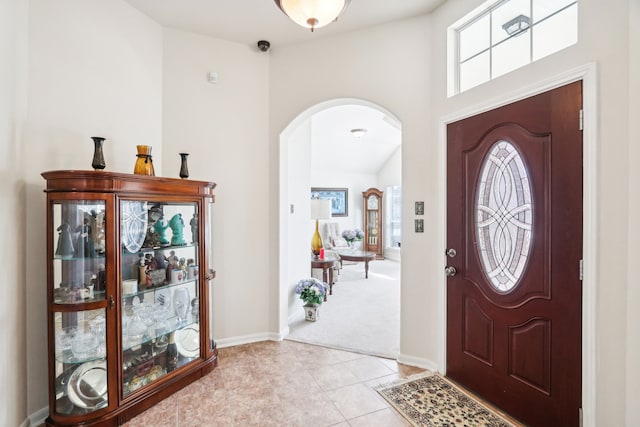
(216, 331, 286, 348)
(384, 247, 401, 261)
(25, 406, 48, 427)
(279, 326, 290, 339)
(397, 353, 440, 373)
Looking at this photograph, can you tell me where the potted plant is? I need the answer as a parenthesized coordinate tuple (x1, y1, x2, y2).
(341, 228, 365, 251)
(294, 278, 327, 321)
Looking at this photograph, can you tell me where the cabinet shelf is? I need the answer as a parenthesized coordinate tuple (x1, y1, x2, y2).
(123, 278, 198, 301)
(53, 290, 107, 305)
(54, 255, 106, 261)
(55, 351, 106, 365)
(123, 242, 198, 256)
(43, 170, 217, 427)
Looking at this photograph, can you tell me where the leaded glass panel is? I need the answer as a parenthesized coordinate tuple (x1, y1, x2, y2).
(476, 140, 533, 292)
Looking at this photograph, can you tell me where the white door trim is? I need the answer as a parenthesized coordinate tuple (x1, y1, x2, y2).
(438, 63, 598, 427)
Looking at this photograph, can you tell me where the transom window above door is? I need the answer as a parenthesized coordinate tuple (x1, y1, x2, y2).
(448, 0, 578, 96)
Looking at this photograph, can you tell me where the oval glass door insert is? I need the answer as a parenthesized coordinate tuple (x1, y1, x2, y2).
(476, 140, 533, 292)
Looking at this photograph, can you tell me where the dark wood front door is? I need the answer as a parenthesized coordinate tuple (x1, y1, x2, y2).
(446, 81, 583, 426)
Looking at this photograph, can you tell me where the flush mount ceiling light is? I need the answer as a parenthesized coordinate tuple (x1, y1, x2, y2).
(502, 14, 531, 36)
(274, 0, 351, 32)
(350, 128, 367, 139)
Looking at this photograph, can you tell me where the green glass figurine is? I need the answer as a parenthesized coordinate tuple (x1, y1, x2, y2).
(169, 213, 186, 246)
(153, 217, 170, 246)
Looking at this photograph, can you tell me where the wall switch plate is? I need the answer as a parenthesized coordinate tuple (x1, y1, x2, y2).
(207, 71, 218, 84)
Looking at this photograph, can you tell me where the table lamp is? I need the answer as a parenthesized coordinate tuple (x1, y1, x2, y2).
(310, 199, 332, 257)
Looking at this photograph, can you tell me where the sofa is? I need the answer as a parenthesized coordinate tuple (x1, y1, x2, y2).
(323, 222, 350, 251)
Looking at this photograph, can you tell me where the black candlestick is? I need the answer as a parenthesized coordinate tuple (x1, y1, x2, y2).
(179, 153, 189, 179)
(91, 137, 106, 170)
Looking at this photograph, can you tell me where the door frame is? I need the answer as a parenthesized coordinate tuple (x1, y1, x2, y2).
(438, 63, 598, 427)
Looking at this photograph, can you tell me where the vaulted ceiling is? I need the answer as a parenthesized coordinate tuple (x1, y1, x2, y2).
(123, 0, 445, 174)
(123, 0, 446, 47)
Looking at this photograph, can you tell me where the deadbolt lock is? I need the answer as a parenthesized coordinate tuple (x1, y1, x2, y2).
(446, 248, 457, 258)
(445, 266, 457, 277)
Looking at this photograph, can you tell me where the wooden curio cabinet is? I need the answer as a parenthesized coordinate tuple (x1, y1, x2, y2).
(362, 188, 384, 259)
(42, 170, 218, 427)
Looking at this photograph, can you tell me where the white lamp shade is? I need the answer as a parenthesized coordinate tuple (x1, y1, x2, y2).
(277, 0, 348, 30)
(310, 199, 332, 220)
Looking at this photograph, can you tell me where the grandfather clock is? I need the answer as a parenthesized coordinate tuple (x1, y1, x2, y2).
(362, 188, 384, 259)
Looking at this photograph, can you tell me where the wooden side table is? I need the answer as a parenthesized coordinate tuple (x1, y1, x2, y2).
(335, 250, 377, 278)
(311, 257, 336, 301)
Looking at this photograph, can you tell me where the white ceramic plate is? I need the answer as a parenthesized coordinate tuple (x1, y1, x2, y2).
(175, 324, 199, 358)
(120, 201, 148, 253)
(67, 360, 108, 409)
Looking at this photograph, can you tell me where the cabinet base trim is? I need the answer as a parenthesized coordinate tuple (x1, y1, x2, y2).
(45, 354, 218, 427)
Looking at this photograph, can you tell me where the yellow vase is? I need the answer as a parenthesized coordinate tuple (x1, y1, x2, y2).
(133, 145, 155, 176)
(311, 219, 323, 256)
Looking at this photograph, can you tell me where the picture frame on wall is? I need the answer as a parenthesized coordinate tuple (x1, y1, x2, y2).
(311, 188, 348, 217)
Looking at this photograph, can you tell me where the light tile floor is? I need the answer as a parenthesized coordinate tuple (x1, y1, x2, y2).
(123, 340, 426, 426)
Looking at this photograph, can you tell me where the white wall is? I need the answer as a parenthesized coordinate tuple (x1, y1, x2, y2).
(377, 146, 401, 189)
(429, 0, 630, 425)
(284, 119, 312, 319)
(0, 1, 28, 425)
(23, 0, 162, 418)
(625, 0, 640, 425)
(161, 28, 271, 342)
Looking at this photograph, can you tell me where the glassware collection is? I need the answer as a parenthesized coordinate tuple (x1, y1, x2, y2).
(51, 199, 201, 412)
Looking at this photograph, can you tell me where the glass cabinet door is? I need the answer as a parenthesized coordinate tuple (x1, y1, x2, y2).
(120, 201, 201, 398)
(51, 200, 109, 415)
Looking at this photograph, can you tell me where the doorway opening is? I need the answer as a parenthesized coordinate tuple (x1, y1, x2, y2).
(278, 98, 402, 358)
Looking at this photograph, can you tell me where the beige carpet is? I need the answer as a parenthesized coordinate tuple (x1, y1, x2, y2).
(376, 373, 520, 427)
(286, 259, 400, 358)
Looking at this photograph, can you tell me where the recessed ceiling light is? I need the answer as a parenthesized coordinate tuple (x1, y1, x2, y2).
(350, 128, 367, 138)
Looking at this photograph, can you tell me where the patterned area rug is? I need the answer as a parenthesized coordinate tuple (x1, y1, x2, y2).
(375, 373, 518, 427)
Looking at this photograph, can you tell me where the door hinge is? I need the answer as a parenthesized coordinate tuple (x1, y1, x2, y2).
(579, 259, 584, 281)
(579, 109, 584, 130)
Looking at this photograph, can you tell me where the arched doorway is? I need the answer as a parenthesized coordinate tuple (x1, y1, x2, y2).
(278, 98, 402, 357)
